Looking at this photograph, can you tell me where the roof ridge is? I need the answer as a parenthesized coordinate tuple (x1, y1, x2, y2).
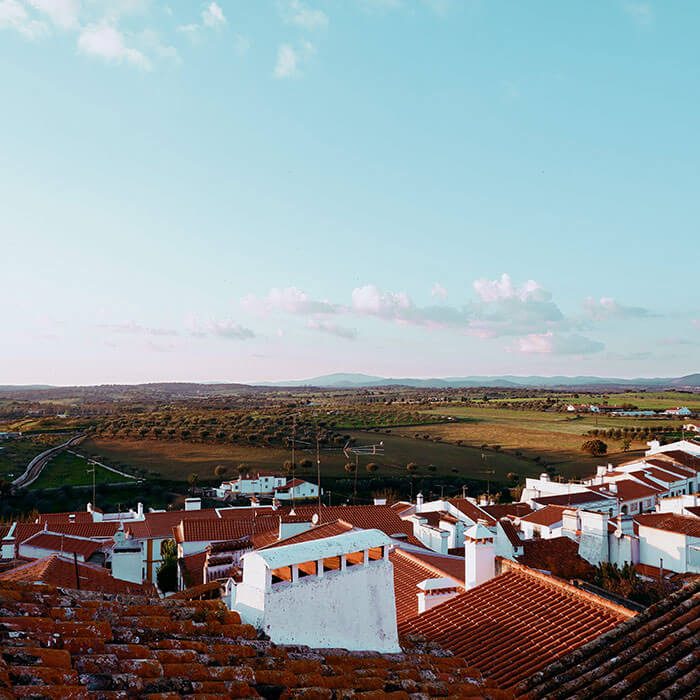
(392, 548, 464, 583)
(502, 559, 637, 618)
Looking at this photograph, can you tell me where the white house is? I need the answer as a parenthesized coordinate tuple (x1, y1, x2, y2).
(232, 529, 400, 652)
(274, 478, 320, 501)
(635, 513, 700, 574)
(215, 471, 287, 499)
(518, 505, 565, 540)
(663, 407, 692, 417)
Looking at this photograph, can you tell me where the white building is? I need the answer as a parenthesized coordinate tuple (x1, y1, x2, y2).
(232, 529, 400, 652)
(215, 472, 287, 499)
(274, 478, 320, 501)
(635, 513, 700, 574)
(663, 407, 692, 417)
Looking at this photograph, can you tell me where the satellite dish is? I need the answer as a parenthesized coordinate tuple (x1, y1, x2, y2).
(312, 513, 319, 525)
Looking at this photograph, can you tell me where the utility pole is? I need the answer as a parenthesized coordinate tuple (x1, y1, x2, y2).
(290, 416, 296, 514)
(353, 453, 359, 504)
(87, 466, 96, 508)
(316, 428, 322, 523)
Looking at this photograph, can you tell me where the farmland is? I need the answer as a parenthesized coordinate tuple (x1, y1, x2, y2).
(30, 451, 137, 490)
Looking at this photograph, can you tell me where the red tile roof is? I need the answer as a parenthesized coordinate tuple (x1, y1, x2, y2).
(448, 498, 496, 525)
(654, 450, 700, 473)
(180, 550, 208, 588)
(126, 508, 221, 539)
(35, 511, 95, 524)
(482, 502, 533, 519)
(275, 478, 306, 491)
(389, 549, 465, 624)
(519, 505, 567, 527)
(257, 519, 355, 550)
(517, 579, 700, 699)
(635, 512, 700, 537)
(532, 491, 613, 507)
(592, 479, 663, 502)
(0, 555, 154, 595)
(498, 518, 523, 548)
(174, 518, 259, 544)
(21, 532, 102, 560)
(399, 562, 633, 688)
(642, 459, 690, 479)
(517, 537, 594, 579)
(0, 580, 496, 698)
(277, 505, 426, 547)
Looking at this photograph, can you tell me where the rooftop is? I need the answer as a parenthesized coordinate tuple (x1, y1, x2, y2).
(399, 562, 633, 688)
(532, 491, 613, 507)
(0, 580, 496, 698)
(0, 555, 154, 595)
(635, 512, 700, 537)
(448, 498, 496, 525)
(517, 579, 700, 699)
(519, 505, 567, 527)
(20, 531, 102, 560)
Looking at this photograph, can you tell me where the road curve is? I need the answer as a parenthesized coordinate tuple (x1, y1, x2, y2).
(12, 433, 87, 490)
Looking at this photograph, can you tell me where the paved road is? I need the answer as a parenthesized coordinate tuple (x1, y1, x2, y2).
(12, 433, 86, 489)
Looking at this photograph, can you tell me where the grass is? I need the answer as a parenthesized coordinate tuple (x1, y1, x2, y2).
(83, 432, 538, 484)
(404, 405, 664, 476)
(31, 451, 135, 489)
(0, 437, 55, 481)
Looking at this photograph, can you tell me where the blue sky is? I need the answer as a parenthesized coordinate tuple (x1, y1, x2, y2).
(1, 0, 698, 384)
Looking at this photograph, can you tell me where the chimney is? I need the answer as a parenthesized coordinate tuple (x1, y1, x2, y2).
(184, 497, 201, 511)
(137, 502, 144, 518)
(416, 492, 424, 513)
(373, 498, 387, 506)
(111, 528, 143, 584)
(607, 464, 613, 472)
(416, 578, 461, 614)
(1, 523, 16, 560)
(609, 482, 618, 494)
(540, 473, 550, 482)
(464, 520, 495, 590)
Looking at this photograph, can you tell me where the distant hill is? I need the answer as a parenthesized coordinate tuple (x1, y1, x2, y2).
(256, 373, 700, 390)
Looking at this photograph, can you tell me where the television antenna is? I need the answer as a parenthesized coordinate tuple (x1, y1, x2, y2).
(343, 441, 384, 504)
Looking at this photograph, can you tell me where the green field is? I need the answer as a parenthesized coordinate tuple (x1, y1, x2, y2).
(405, 405, 667, 475)
(31, 451, 137, 489)
(0, 437, 55, 481)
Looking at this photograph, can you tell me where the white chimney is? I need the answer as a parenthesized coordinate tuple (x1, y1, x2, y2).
(373, 498, 387, 506)
(184, 497, 201, 511)
(111, 528, 143, 584)
(416, 492, 424, 513)
(464, 520, 495, 590)
(540, 473, 550, 482)
(609, 482, 618, 494)
(607, 464, 613, 472)
(416, 578, 461, 614)
(137, 502, 144, 518)
(1, 523, 16, 560)
(234, 530, 400, 653)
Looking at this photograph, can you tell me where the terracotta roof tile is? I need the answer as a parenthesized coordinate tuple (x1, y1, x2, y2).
(481, 502, 533, 519)
(21, 532, 102, 560)
(517, 578, 700, 699)
(0, 555, 154, 595)
(389, 549, 464, 624)
(399, 562, 632, 689)
(516, 537, 593, 579)
(532, 491, 612, 507)
(448, 499, 496, 525)
(498, 518, 523, 548)
(0, 580, 500, 698)
(653, 450, 700, 473)
(635, 512, 700, 537)
(258, 519, 355, 550)
(519, 505, 567, 527)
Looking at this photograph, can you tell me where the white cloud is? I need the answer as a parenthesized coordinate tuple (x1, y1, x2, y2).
(207, 320, 255, 340)
(583, 296, 651, 321)
(241, 287, 338, 315)
(26, 0, 80, 29)
(100, 321, 179, 336)
(431, 282, 448, 299)
(274, 39, 314, 78)
(0, 0, 48, 39)
(623, 1, 653, 26)
(282, 0, 328, 30)
(274, 43, 299, 78)
(515, 332, 604, 355)
(473, 273, 541, 303)
(202, 1, 225, 28)
(307, 319, 357, 340)
(77, 23, 150, 68)
(351, 284, 412, 318)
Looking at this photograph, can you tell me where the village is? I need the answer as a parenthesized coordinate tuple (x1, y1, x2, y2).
(0, 434, 698, 697)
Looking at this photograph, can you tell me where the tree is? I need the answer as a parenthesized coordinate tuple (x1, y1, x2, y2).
(581, 439, 608, 456)
(187, 472, 199, 494)
(366, 462, 379, 473)
(237, 463, 249, 476)
(621, 439, 632, 452)
(344, 462, 356, 474)
(406, 462, 418, 473)
(506, 472, 519, 483)
(213, 464, 227, 479)
(157, 539, 178, 593)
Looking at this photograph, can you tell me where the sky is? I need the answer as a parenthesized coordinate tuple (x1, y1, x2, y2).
(1, 0, 699, 385)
